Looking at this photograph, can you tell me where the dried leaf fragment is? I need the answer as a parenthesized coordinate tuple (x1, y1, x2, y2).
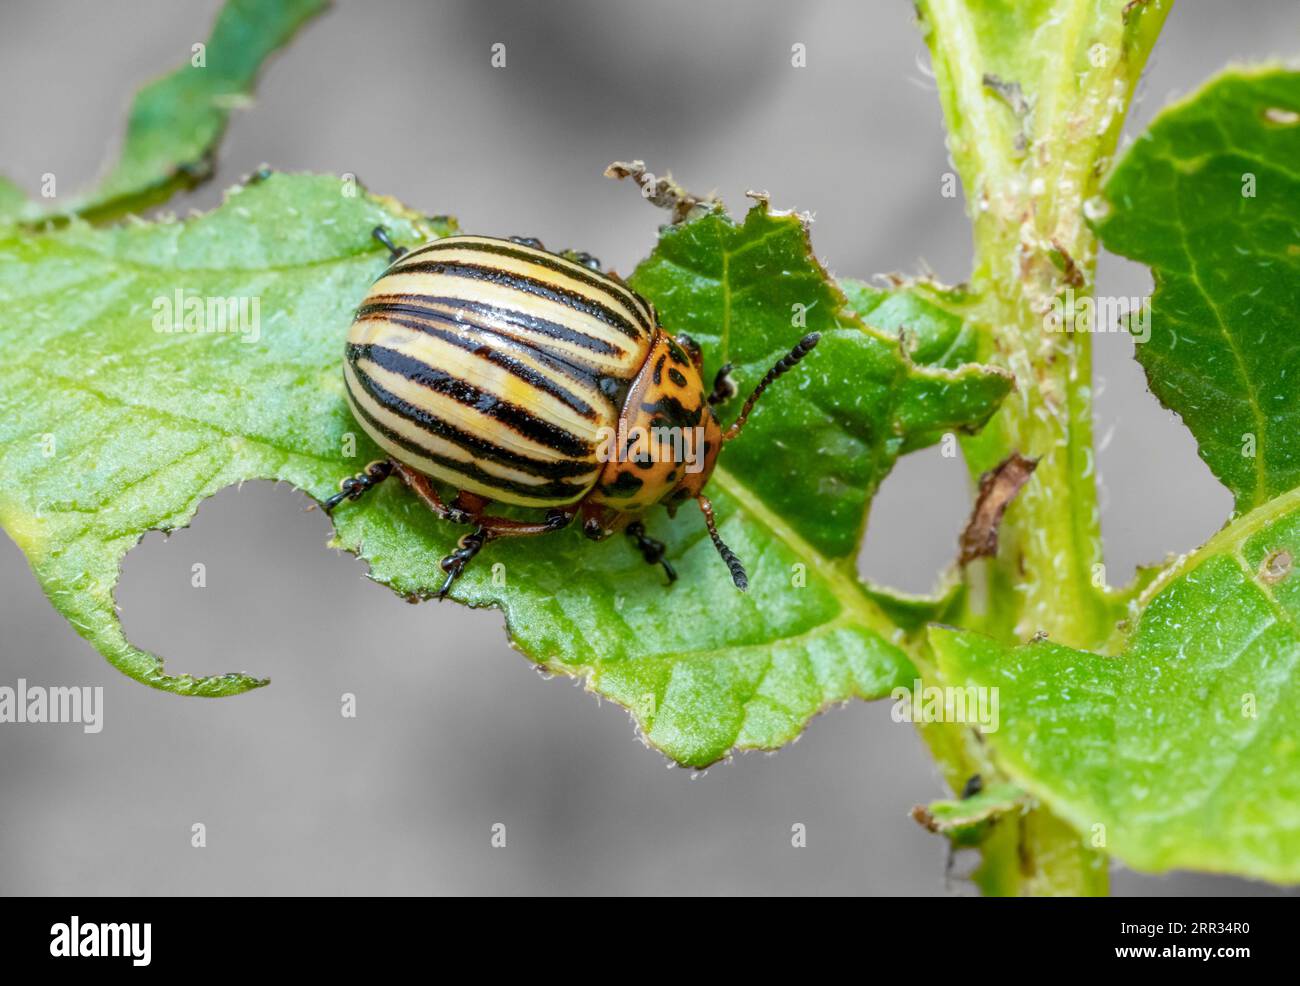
(959, 452, 1038, 564)
(605, 159, 718, 223)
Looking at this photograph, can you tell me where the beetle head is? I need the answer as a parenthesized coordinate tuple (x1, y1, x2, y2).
(591, 330, 821, 591)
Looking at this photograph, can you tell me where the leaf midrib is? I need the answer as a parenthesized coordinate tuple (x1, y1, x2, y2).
(713, 464, 902, 644)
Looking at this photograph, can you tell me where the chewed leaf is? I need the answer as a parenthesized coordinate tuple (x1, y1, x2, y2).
(0, 174, 429, 695)
(629, 204, 1012, 561)
(1095, 66, 1300, 514)
(0, 173, 1012, 766)
(343, 198, 1014, 766)
(931, 485, 1300, 881)
(912, 782, 1029, 846)
(5, 0, 326, 226)
(840, 278, 982, 371)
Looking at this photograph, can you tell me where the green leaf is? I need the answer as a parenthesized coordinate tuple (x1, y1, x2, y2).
(12, 0, 326, 225)
(841, 278, 997, 456)
(916, 0, 1173, 653)
(0, 175, 1010, 766)
(0, 174, 427, 695)
(334, 196, 1011, 767)
(628, 204, 1012, 561)
(912, 782, 1029, 846)
(931, 485, 1300, 881)
(840, 278, 981, 371)
(1095, 66, 1300, 514)
(0, 176, 29, 226)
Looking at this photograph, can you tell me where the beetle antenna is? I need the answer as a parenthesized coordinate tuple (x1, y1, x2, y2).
(723, 333, 820, 442)
(697, 495, 748, 591)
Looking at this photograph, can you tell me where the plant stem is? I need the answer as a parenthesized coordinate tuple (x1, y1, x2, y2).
(913, 0, 1172, 896)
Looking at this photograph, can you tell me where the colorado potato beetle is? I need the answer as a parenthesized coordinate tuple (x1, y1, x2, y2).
(325, 226, 820, 597)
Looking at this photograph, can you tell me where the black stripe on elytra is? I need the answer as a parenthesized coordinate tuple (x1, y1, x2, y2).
(403, 238, 654, 328)
(346, 386, 594, 502)
(354, 308, 600, 421)
(360, 294, 623, 360)
(348, 361, 595, 481)
(358, 296, 638, 412)
(356, 299, 631, 413)
(351, 343, 595, 458)
(390, 258, 646, 343)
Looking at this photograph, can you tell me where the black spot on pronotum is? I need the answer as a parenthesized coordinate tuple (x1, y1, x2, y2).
(641, 393, 703, 429)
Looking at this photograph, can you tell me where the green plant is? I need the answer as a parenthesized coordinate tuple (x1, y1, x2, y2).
(1, 0, 1296, 895)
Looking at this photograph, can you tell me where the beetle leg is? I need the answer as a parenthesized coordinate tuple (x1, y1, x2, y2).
(707, 363, 738, 406)
(436, 527, 489, 600)
(390, 464, 580, 596)
(322, 460, 394, 514)
(447, 489, 489, 526)
(509, 235, 547, 251)
(580, 500, 618, 541)
(372, 225, 408, 262)
(626, 520, 677, 584)
(433, 511, 575, 598)
(561, 249, 603, 272)
(469, 510, 573, 536)
(392, 464, 466, 523)
(396, 464, 575, 534)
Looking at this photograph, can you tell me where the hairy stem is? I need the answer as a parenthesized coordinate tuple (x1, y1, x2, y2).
(913, 0, 1172, 896)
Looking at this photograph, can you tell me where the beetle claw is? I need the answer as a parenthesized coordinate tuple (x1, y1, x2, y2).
(323, 460, 394, 514)
(563, 249, 603, 272)
(627, 521, 676, 586)
(435, 528, 488, 599)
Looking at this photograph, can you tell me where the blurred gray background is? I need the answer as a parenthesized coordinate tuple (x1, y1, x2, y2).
(1, 0, 1296, 896)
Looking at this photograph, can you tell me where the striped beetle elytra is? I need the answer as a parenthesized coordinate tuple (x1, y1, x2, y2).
(326, 226, 820, 598)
